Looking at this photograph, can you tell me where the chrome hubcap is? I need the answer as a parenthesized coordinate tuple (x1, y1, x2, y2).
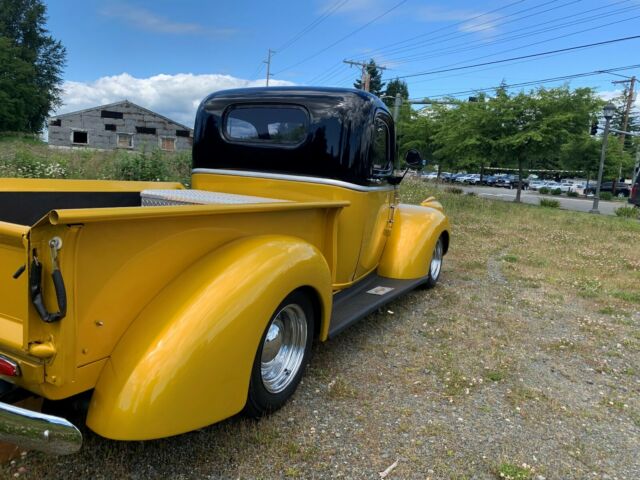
(430, 238, 443, 280)
(261, 304, 307, 394)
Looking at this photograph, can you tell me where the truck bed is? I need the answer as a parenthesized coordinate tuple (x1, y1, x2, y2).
(0, 178, 347, 400)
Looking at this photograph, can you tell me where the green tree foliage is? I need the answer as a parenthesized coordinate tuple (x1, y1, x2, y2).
(353, 59, 385, 96)
(399, 85, 609, 198)
(383, 78, 409, 108)
(0, 0, 66, 133)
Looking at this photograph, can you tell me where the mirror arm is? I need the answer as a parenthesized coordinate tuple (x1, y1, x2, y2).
(387, 167, 409, 186)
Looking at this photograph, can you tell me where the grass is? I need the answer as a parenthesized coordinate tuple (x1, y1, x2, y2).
(0, 135, 191, 185)
(2, 164, 639, 479)
(496, 462, 535, 480)
(539, 198, 560, 208)
(615, 206, 640, 219)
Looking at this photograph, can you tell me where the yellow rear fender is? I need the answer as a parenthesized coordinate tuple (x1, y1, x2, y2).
(86, 235, 332, 440)
(377, 204, 450, 280)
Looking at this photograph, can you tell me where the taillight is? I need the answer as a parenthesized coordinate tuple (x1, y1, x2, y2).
(632, 184, 638, 200)
(0, 356, 20, 377)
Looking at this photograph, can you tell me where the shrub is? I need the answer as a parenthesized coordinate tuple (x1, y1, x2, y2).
(551, 188, 562, 195)
(540, 198, 560, 208)
(110, 150, 170, 181)
(599, 192, 613, 201)
(538, 187, 550, 194)
(567, 191, 578, 197)
(615, 206, 639, 219)
(445, 186, 464, 195)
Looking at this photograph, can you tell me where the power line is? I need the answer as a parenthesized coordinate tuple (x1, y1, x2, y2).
(308, 61, 347, 84)
(415, 64, 640, 99)
(367, 0, 569, 58)
(386, 35, 640, 80)
(386, 10, 640, 77)
(275, 0, 350, 54)
(273, 0, 408, 76)
(363, 0, 528, 57)
(385, 0, 637, 65)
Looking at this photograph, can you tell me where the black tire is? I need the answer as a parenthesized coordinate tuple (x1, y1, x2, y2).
(244, 290, 314, 418)
(420, 236, 444, 289)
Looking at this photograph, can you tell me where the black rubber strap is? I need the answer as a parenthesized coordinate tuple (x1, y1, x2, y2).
(29, 254, 67, 323)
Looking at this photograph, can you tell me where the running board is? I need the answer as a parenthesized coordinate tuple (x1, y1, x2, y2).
(329, 273, 428, 338)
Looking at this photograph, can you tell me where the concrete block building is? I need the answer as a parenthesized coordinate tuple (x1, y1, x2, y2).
(48, 101, 193, 152)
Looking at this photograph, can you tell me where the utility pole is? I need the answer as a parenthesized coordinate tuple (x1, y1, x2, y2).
(343, 59, 387, 92)
(590, 103, 616, 214)
(264, 49, 274, 87)
(612, 76, 636, 147)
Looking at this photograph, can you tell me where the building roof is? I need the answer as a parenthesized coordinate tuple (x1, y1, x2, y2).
(50, 100, 193, 131)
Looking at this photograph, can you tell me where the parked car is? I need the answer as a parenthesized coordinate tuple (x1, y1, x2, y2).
(464, 174, 482, 185)
(529, 180, 545, 191)
(422, 171, 439, 180)
(569, 183, 588, 195)
(481, 175, 496, 186)
(558, 182, 574, 193)
(584, 181, 632, 198)
(495, 175, 525, 189)
(542, 181, 561, 191)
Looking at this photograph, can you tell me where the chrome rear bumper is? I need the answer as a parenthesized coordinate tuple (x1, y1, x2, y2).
(0, 401, 82, 455)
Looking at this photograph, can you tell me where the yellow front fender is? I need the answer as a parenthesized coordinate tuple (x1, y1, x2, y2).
(378, 203, 450, 279)
(86, 235, 332, 440)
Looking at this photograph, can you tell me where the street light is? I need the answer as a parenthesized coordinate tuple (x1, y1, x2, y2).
(590, 103, 616, 214)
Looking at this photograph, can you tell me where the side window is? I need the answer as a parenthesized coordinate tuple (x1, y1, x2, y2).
(371, 117, 391, 175)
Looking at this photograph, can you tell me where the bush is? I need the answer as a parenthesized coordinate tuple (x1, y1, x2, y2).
(540, 198, 560, 208)
(567, 191, 578, 197)
(551, 188, 562, 195)
(539, 187, 550, 194)
(615, 206, 639, 219)
(445, 186, 464, 195)
(110, 150, 171, 181)
(599, 192, 613, 201)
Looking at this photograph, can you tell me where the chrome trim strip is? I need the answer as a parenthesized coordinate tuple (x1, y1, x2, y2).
(0, 401, 82, 455)
(192, 168, 394, 192)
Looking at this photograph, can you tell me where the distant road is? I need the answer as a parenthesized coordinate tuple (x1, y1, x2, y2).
(455, 185, 622, 216)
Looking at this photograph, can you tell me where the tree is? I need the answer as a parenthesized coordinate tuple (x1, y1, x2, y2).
(0, 0, 66, 133)
(383, 78, 409, 109)
(353, 59, 385, 96)
(424, 85, 602, 198)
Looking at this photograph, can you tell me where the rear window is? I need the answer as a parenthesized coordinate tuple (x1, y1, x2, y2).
(224, 106, 308, 145)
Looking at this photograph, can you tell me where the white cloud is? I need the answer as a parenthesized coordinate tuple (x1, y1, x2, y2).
(418, 6, 501, 34)
(56, 73, 294, 127)
(317, 0, 402, 21)
(598, 89, 640, 109)
(100, 4, 235, 36)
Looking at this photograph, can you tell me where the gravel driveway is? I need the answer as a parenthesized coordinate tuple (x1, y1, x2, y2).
(2, 183, 639, 479)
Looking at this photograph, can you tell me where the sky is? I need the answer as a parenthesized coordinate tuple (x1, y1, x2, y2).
(46, 0, 640, 127)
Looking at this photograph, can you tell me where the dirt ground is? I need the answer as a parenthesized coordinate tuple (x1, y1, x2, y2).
(2, 180, 639, 479)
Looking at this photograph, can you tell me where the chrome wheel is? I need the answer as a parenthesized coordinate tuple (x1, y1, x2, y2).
(430, 237, 443, 281)
(260, 304, 308, 394)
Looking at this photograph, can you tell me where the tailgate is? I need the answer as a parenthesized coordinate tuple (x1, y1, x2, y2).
(0, 221, 29, 351)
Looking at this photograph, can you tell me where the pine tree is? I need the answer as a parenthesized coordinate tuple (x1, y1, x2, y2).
(353, 59, 385, 96)
(0, 0, 66, 133)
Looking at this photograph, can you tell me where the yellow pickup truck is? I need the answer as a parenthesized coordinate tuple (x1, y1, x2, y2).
(0, 87, 450, 454)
